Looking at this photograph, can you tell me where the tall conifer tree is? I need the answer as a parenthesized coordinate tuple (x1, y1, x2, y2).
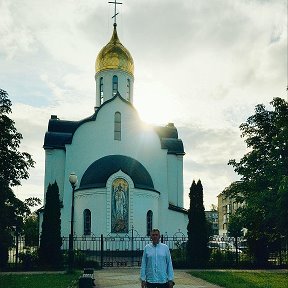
(186, 180, 209, 267)
(39, 181, 62, 268)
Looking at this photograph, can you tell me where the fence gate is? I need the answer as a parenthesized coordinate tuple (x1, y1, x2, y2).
(101, 235, 149, 267)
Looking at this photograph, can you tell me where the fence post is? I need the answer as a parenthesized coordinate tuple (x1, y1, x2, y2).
(279, 237, 282, 266)
(100, 234, 103, 269)
(15, 226, 19, 269)
(235, 236, 239, 266)
(131, 226, 134, 266)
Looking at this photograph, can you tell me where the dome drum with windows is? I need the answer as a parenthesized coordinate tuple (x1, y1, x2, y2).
(95, 23, 134, 107)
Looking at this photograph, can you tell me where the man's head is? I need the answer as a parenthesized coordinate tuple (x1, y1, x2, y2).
(150, 228, 160, 245)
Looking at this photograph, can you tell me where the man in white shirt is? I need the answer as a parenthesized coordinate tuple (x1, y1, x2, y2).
(140, 229, 174, 288)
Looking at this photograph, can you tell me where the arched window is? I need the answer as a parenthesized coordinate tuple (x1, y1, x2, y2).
(127, 78, 130, 101)
(114, 112, 121, 140)
(100, 77, 104, 104)
(112, 75, 118, 96)
(146, 210, 153, 236)
(83, 209, 91, 235)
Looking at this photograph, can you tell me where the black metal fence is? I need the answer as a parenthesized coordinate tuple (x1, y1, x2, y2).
(7, 235, 38, 270)
(61, 232, 188, 268)
(6, 233, 288, 270)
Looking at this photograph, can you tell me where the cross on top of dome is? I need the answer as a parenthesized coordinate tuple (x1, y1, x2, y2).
(95, 0, 134, 75)
(108, 0, 122, 25)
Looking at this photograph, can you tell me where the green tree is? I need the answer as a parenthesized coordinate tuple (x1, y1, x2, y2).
(39, 182, 62, 268)
(186, 180, 209, 267)
(23, 213, 39, 247)
(206, 220, 214, 238)
(277, 176, 288, 237)
(227, 212, 244, 262)
(0, 89, 35, 269)
(225, 97, 288, 265)
(227, 213, 243, 238)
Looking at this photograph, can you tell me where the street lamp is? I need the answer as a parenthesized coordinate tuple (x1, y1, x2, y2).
(68, 172, 78, 271)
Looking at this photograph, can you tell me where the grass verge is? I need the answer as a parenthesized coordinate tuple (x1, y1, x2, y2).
(189, 270, 288, 288)
(0, 271, 81, 288)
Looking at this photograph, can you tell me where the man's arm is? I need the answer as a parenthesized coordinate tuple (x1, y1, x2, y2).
(140, 246, 147, 286)
(166, 246, 174, 282)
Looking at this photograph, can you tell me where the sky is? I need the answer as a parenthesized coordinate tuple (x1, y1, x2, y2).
(0, 0, 287, 210)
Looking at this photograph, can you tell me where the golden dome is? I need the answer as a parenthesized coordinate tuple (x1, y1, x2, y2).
(96, 24, 134, 75)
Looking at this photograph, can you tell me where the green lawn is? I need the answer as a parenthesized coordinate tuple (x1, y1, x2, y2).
(0, 271, 81, 288)
(189, 270, 288, 288)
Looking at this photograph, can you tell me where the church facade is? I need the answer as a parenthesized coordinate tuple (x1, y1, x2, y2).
(41, 23, 188, 237)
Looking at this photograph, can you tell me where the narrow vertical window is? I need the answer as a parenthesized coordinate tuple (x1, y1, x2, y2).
(112, 75, 118, 96)
(83, 209, 91, 235)
(127, 78, 130, 101)
(100, 77, 104, 104)
(114, 112, 121, 140)
(146, 210, 153, 236)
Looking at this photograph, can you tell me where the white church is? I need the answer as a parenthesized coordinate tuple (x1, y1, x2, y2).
(41, 19, 188, 237)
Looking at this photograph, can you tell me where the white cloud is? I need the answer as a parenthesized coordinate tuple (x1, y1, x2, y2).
(178, 125, 247, 208)
(0, 1, 37, 58)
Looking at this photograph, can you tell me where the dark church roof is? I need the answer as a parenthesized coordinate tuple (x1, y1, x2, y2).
(168, 203, 188, 215)
(79, 155, 156, 191)
(154, 123, 185, 155)
(43, 94, 185, 155)
(43, 115, 93, 149)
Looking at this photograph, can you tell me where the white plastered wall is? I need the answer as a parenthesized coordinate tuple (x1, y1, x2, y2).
(73, 170, 160, 237)
(44, 149, 66, 202)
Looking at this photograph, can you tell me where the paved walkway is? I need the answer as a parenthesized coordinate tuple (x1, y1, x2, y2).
(94, 268, 223, 288)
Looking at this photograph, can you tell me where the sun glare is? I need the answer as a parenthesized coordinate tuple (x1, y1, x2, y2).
(134, 96, 177, 126)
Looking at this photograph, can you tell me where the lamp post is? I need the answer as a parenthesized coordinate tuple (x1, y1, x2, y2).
(68, 172, 77, 271)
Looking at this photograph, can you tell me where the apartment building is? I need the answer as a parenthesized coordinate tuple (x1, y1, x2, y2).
(217, 192, 241, 236)
(205, 210, 219, 236)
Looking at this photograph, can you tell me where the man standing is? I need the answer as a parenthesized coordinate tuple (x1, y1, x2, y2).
(140, 229, 174, 288)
